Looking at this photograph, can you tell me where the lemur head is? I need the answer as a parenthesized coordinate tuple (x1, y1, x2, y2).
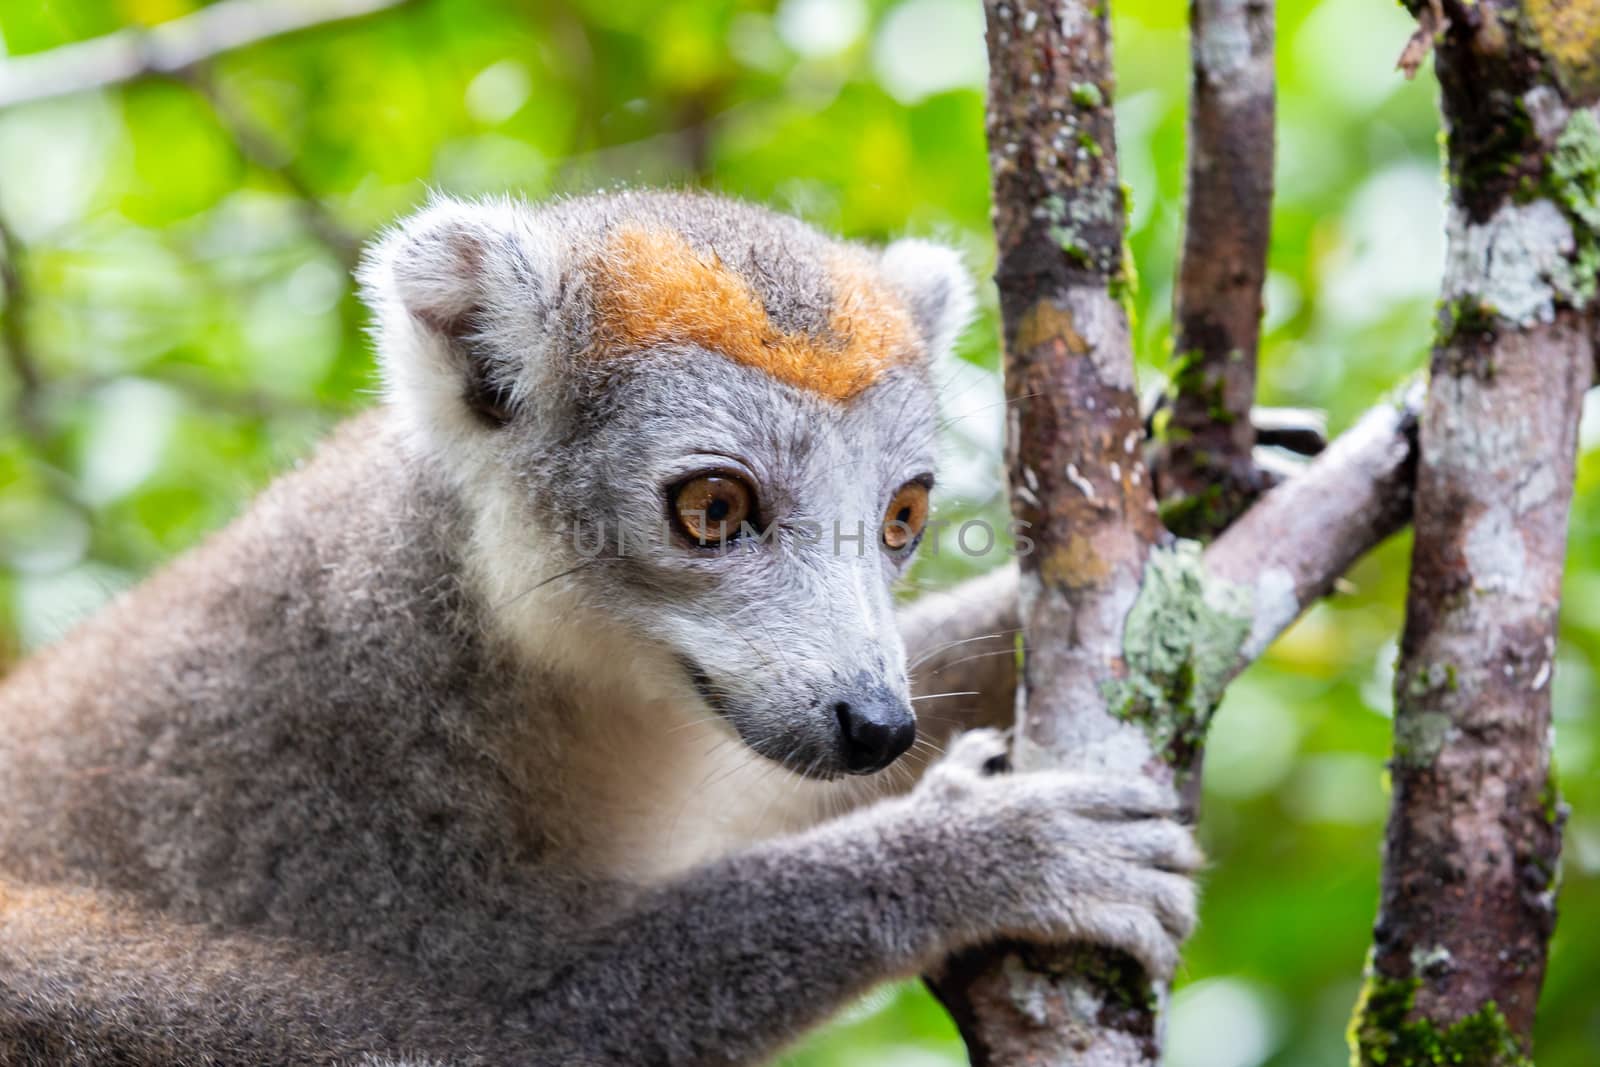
(361, 191, 973, 780)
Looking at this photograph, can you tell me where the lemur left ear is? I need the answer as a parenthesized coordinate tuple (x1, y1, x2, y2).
(359, 196, 559, 447)
(879, 238, 977, 358)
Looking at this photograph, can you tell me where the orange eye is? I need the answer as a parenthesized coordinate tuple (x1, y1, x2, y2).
(882, 482, 930, 551)
(672, 474, 755, 546)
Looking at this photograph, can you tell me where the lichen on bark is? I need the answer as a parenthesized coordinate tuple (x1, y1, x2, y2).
(1104, 541, 1252, 776)
(1550, 109, 1600, 229)
(1546, 108, 1600, 304)
(1522, 0, 1600, 99)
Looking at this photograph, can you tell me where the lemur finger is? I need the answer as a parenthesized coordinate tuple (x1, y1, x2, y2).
(1076, 903, 1181, 983)
(1114, 867, 1200, 943)
(1102, 818, 1205, 874)
(1045, 773, 1180, 821)
(936, 728, 1012, 778)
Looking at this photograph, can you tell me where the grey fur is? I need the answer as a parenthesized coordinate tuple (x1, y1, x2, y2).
(0, 191, 1197, 1066)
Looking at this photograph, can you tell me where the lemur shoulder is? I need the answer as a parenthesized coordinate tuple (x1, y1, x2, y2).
(0, 190, 1199, 1066)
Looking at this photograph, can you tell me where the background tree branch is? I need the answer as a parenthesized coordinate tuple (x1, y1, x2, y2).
(0, 210, 40, 441)
(903, 564, 1019, 738)
(0, 1, 394, 449)
(184, 69, 363, 270)
(1147, 0, 1276, 538)
(0, 0, 410, 111)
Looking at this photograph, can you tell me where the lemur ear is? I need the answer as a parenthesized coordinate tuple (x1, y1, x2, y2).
(359, 196, 558, 441)
(879, 238, 977, 358)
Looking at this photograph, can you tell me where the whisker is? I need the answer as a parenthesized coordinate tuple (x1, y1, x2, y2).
(492, 557, 624, 611)
(663, 715, 729, 735)
(920, 646, 1020, 677)
(908, 629, 1021, 670)
(935, 390, 1041, 431)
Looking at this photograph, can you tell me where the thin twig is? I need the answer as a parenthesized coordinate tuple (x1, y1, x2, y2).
(0, 211, 43, 441)
(0, 0, 410, 111)
(184, 69, 361, 269)
(1396, 0, 1448, 79)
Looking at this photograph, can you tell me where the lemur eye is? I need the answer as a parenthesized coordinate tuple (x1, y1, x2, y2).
(882, 482, 930, 552)
(671, 474, 755, 546)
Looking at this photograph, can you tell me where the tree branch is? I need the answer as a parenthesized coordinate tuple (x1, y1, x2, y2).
(903, 385, 1422, 746)
(0, 209, 43, 441)
(0, 210, 102, 532)
(925, 0, 1176, 1060)
(0, 0, 408, 111)
(1148, 0, 1275, 538)
(184, 70, 362, 269)
(1204, 383, 1420, 671)
(1349, 2, 1599, 1058)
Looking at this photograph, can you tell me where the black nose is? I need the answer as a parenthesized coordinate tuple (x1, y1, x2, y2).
(832, 686, 916, 775)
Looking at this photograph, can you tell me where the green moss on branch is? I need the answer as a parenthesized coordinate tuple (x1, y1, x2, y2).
(1348, 967, 1532, 1067)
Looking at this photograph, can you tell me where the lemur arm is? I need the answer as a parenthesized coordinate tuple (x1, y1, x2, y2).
(517, 731, 1194, 1066)
(3, 735, 1195, 1067)
(0, 880, 502, 1067)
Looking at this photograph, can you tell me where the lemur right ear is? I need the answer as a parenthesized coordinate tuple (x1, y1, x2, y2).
(878, 238, 977, 358)
(359, 196, 558, 447)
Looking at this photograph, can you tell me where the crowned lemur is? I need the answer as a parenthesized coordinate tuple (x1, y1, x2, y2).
(0, 191, 1199, 1066)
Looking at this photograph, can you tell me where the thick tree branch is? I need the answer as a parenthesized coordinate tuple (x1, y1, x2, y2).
(1350, 3, 1600, 1058)
(1148, 0, 1275, 538)
(0, 0, 408, 111)
(925, 1, 1175, 1061)
(903, 386, 1422, 743)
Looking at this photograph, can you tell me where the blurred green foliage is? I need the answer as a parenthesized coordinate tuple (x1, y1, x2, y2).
(0, 0, 1596, 1064)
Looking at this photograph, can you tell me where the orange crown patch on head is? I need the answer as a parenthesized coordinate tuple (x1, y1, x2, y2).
(586, 224, 918, 402)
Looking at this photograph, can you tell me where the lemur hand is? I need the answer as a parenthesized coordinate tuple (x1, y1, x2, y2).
(907, 728, 1201, 980)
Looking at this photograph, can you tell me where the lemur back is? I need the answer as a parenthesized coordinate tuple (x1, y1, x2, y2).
(0, 190, 1200, 1067)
